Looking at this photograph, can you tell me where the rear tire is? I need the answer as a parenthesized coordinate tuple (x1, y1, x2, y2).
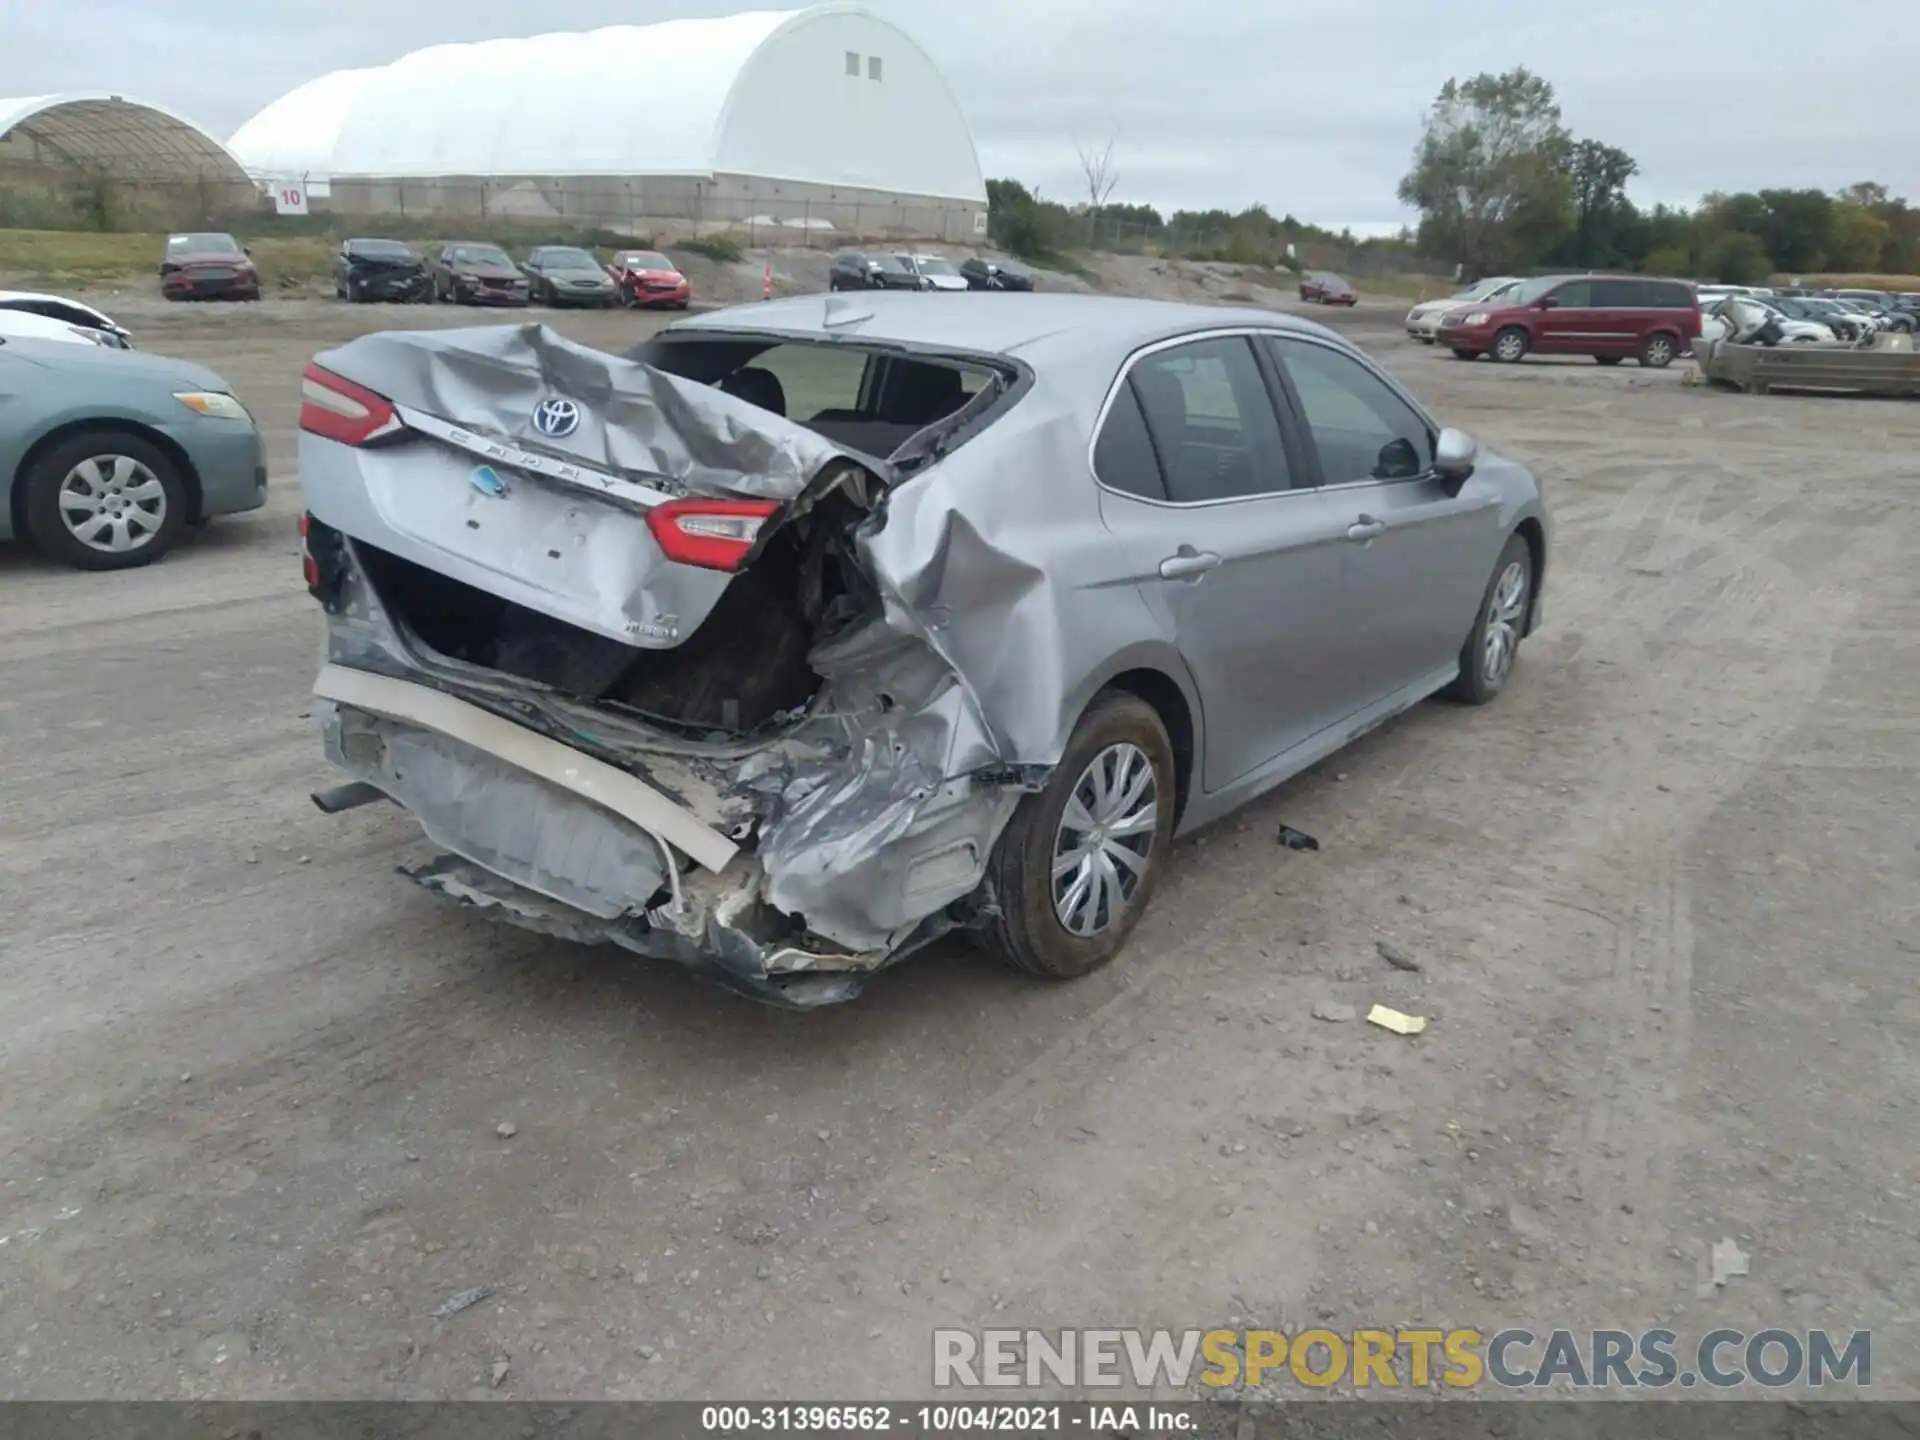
(1639, 332, 1677, 368)
(1442, 533, 1533, 705)
(979, 692, 1176, 980)
(22, 429, 188, 571)
(1492, 326, 1530, 363)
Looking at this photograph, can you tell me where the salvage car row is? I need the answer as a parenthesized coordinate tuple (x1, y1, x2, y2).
(159, 231, 1044, 308)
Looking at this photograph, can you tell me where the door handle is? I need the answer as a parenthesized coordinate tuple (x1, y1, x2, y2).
(1346, 515, 1387, 542)
(1159, 549, 1222, 580)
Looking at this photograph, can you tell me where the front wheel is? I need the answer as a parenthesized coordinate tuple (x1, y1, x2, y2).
(1443, 533, 1533, 705)
(22, 430, 188, 571)
(1639, 332, 1677, 368)
(1492, 327, 1530, 363)
(979, 692, 1176, 980)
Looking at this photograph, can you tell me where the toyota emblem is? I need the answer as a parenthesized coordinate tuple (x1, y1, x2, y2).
(532, 397, 581, 438)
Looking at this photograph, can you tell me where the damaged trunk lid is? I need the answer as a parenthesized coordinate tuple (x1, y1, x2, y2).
(299, 324, 875, 665)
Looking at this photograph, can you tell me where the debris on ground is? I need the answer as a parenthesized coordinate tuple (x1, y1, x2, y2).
(490, 1360, 511, 1388)
(494, 1122, 517, 1139)
(432, 1285, 496, 1319)
(1710, 1238, 1751, 1287)
(1366, 1004, 1428, 1036)
(1376, 939, 1423, 973)
(1312, 1000, 1357, 1023)
(1277, 825, 1321, 852)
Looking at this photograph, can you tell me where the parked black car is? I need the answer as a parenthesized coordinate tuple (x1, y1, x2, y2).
(959, 256, 1035, 292)
(521, 246, 617, 307)
(828, 251, 925, 291)
(335, 238, 432, 303)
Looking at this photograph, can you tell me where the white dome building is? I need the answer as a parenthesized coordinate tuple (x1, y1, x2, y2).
(228, 4, 986, 240)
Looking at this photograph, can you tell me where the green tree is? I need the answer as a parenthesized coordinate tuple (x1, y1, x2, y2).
(1642, 243, 1693, 277)
(1826, 201, 1893, 272)
(1754, 188, 1832, 273)
(1700, 230, 1771, 284)
(1561, 139, 1640, 266)
(1396, 67, 1575, 276)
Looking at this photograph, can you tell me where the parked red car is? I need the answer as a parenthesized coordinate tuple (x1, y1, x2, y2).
(1439, 274, 1701, 368)
(1299, 272, 1358, 306)
(607, 249, 691, 309)
(159, 232, 261, 302)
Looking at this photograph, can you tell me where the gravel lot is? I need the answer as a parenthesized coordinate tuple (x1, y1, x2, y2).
(2, 293, 1916, 1400)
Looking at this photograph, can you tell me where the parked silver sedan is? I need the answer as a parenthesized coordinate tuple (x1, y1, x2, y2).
(296, 294, 1549, 1006)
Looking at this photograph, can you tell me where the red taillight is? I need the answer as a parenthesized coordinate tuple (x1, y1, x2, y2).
(300, 362, 401, 446)
(644, 498, 780, 572)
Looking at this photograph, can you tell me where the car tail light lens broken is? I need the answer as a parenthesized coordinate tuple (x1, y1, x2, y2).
(644, 498, 781, 572)
(300, 363, 402, 446)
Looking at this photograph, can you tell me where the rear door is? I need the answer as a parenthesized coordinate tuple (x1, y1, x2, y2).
(1263, 334, 1504, 701)
(1091, 333, 1367, 789)
(1589, 278, 1649, 353)
(1535, 279, 1597, 353)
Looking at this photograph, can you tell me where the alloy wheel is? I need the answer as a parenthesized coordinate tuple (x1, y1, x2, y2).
(1483, 560, 1530, 686)
(1051, 743, 1158, 937)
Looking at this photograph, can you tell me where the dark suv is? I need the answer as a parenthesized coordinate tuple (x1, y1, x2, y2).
(1440, 275, 1701, 368)
(829, 251, 925, 292)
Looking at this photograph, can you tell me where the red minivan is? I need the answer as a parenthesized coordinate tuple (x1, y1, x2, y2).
(1439, 274, 1701, 368)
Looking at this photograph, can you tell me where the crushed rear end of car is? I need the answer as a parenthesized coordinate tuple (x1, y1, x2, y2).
(297, 322, 1037, 1007)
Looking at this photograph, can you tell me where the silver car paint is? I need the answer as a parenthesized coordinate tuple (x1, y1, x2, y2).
(302, 295, 1548, 1004)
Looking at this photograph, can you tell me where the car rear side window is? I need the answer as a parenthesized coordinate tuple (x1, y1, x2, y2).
(1591, 279, 1645, 308)
(1266, 337, 1433, 486)
(1127, 338, 1291, 503)
(1647, 280, 1693, 309)
(1092, 380, 1168, 501)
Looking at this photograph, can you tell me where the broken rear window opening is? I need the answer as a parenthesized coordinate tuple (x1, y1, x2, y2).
(630, 332, 1018, 469)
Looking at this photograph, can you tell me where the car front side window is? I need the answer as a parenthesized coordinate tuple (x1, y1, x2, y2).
(1266, 337, 1433, 486)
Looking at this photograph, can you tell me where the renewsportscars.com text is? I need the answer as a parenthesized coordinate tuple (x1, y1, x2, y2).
(933, 1327, 1871, 1390)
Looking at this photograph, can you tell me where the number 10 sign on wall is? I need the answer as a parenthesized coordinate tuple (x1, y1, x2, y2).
(274, 184, 309, 216)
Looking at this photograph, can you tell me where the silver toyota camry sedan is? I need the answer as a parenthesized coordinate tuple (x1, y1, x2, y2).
(296, 293, 1549, 1006)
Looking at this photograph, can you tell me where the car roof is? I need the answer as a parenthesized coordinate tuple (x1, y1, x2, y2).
(669, 292, 1346, 369)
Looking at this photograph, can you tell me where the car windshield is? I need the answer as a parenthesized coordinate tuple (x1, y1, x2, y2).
(451, 246, 510, 266)
(167, 233, 239, 256)
(353, 240, 417, 260)
(622, 253, 673, 270)
(912, 257, 960, 277)
(540, 248, 598, 268)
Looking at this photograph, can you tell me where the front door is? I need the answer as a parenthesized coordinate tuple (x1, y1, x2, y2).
(1264, 335, 1504, 700)
(1090, 334, 1368, 791)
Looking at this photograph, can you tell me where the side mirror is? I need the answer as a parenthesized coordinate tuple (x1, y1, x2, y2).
(243, 246, 253, 257)
(1434, 428, 1479, 493)
(1535, 296, 1558, 310)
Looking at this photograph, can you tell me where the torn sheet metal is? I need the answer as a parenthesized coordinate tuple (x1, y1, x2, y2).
(300, 320, 1097, 1002)
(311, 322, 853, 501)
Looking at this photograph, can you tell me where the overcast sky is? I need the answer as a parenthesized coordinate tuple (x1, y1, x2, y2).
(5, 0, 1915, 232)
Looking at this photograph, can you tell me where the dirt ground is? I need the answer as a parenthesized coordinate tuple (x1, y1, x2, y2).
(2, 290, 1916, 1403)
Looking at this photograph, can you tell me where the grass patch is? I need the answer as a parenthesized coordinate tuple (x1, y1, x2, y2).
(0, 228, 338, 289)
(674, 234, 745, 264)
(1792, 272, 1920, 292)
